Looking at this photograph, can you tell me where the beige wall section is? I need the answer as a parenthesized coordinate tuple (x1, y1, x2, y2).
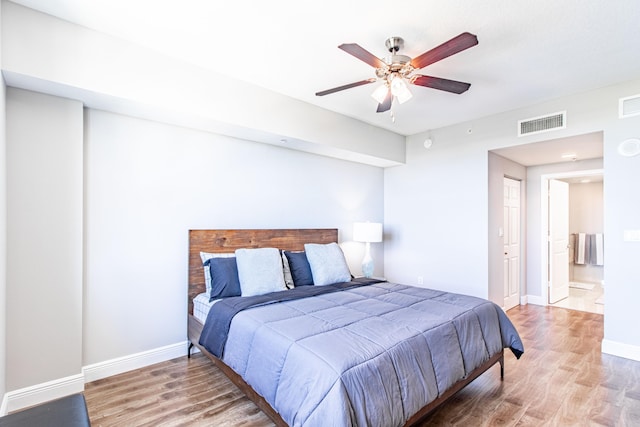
(6, 88, 84, 391)
(568, 181, 604, 284)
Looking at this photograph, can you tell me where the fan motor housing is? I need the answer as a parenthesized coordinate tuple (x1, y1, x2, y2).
(384, 54, 412, 70)
(383, 37, 413, 72)
(385, 36, 404, 53)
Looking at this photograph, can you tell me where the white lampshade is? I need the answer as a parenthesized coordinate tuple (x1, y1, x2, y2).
(353, 222, 383, 243)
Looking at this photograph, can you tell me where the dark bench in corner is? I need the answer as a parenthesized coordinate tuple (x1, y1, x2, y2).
(0, 394, 90, 426)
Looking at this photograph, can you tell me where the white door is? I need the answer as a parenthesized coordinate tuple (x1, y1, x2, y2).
(549, 179, 570, 304)
(503, 178, 521, 310)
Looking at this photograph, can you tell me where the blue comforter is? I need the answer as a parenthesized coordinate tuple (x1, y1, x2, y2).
(200, 281, 523, 427)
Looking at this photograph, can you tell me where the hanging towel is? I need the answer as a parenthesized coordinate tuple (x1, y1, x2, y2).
(575, 233, 587, 265)
(590, 233, 604, 266)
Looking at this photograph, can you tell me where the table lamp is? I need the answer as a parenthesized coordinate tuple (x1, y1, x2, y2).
(353, 222, 383, 278)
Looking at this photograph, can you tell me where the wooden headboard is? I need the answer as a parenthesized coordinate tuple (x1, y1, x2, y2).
(188, 228, 338, 315)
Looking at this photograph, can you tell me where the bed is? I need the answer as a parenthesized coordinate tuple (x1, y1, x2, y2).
(187, 228, 523, 427)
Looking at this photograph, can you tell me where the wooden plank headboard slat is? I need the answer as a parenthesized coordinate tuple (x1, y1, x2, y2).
(188, 229, 338, 315)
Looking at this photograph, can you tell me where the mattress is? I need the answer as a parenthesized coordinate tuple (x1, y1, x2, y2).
(193, 292, 218, 323)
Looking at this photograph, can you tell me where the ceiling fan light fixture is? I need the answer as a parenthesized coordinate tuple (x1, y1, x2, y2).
(371, 84, 389, 104)
(390, 74, 413, 104)
(317, 32, 478, 114)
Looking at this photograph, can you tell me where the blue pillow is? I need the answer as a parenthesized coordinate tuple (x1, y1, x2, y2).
(205, 257, 241, 301)
(284, 251, 314, 286)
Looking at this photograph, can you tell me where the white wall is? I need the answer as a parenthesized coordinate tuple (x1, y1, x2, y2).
(6, 89, 84, 396)
(0, 2, 7, 411)
(1, 92, 384, 407)
(385, 119, 503, 298)
(83, 109, 384, 366)
(602, 120, 640, 359)
(386, 78, 640, 360)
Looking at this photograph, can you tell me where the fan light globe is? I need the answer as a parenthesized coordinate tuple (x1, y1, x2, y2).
(389, 74, 413, 104)
(371, 84, 389, 104)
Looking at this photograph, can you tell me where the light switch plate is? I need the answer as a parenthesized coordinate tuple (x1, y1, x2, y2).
(623, 230, 640, 241)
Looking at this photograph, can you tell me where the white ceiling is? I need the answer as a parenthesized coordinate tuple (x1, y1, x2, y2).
(9, 0, 640, 138)
(492, 132, 603, 166)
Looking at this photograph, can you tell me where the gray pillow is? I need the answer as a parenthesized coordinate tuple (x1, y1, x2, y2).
(304, 242, 351, 286)
(235, 248, 287, 296)
(281, 251, 294, 289)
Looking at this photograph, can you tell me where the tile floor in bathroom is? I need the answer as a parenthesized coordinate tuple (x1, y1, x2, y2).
(550, 281, 604, 314)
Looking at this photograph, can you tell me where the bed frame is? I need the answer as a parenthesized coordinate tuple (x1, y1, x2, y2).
(186, 228, 504, 427)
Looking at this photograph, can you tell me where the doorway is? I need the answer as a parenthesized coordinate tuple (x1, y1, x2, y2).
(541, 169, 604, 314)
(489, 131, 603, 312)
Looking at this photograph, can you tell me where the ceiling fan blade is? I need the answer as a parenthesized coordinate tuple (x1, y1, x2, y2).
(412, 75, 471, 94)
(339, 43, 386, 68)
(315, 78, 376, 96)
(411, 32, 478, 69)
(376, 89, 393, 113)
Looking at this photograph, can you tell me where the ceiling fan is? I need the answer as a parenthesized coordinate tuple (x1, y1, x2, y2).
(316, 32, 478, 113)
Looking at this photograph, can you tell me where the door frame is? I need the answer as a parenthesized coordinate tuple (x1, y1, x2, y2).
(539, 168, 603, 305)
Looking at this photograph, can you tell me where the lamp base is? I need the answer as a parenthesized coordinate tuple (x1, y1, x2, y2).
(362, 259, 374, 278)
(361, 242, 374, 278)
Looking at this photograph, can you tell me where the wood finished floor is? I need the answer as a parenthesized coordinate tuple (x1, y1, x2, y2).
(85, 305, 640, 426)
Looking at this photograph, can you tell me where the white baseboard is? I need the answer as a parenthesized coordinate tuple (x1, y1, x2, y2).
(525, 294, 547, 306)
(2, 341, 189, 415)
(4, 373, 84, 414)
(602, 339, 640, 362)
(519, 295, 528, 305)
(1, 393, 8, 416)
(83, 340, 188, 383)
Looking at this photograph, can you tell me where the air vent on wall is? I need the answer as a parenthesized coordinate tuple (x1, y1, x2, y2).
(619, 94, 640, 118)
(517, 111, 566, 137)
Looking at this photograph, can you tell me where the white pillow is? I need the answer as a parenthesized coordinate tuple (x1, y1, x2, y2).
(235, 248, 287, 297)
(200, 251, 235, 296)
(304, 242, 351, 286)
